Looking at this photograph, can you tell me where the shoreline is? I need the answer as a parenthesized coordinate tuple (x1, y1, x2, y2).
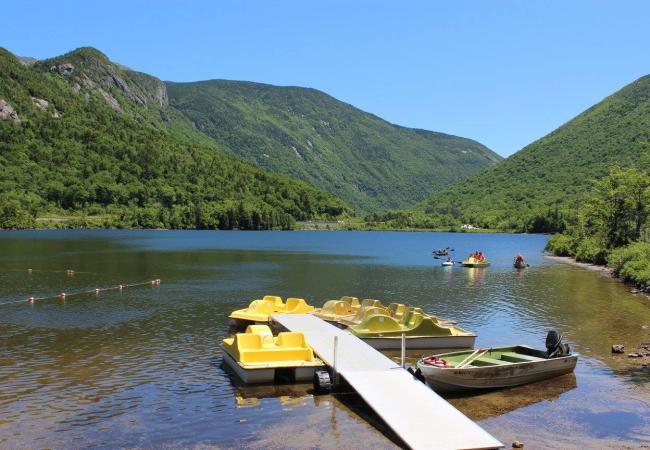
(543, 255, 614, 276)
(544, 254, 650, 297)
(3, 225, 515, 234)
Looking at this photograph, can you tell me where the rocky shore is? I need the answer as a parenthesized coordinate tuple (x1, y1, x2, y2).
(543, 255, 614, 276)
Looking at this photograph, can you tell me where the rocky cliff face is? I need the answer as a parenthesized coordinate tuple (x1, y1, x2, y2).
(0, 98, 20, 124)
(37, 47, 169, 115)
(17, 55, 36, 66)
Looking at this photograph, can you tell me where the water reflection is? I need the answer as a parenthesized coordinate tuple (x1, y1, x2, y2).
(465, 267, 487, 285)
(447, 373, 578, 420)
(0, 231, 649, 448)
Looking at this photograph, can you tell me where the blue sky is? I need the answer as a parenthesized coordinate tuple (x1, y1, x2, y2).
(3, 1, 649, 156)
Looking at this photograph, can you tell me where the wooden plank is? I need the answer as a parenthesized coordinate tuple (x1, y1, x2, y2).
(272, 314, 503, 450)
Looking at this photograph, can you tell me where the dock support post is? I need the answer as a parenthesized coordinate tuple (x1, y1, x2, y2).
(332, 335, 339, 386)
(400, 332, 406, 368)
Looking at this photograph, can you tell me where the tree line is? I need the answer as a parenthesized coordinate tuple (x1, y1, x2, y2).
(546, 158, 650, 287)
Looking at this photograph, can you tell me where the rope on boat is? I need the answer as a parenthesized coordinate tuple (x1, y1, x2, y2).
(0, 277, 161, 306)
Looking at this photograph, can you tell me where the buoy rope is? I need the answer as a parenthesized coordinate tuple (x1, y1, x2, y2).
(0, 278, 161, 306)
(4, 268, 94, 274)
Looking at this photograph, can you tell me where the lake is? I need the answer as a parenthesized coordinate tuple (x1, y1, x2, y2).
(1, 230, 649, 449)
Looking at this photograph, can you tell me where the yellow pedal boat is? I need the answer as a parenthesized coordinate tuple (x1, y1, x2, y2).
(334, 299, 390, 326)
(229, 295, 315, 326)
(461, 255, 490, 267)
(348, 309, 476, 350)
(221, 325, 324, 384)
(311, 296, 360, 325)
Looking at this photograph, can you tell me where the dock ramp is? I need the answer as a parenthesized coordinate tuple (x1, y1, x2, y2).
(272, 314, 503, 450)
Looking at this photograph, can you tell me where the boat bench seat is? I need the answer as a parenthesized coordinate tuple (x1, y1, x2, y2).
(500, 352, 544, 363)
(239, 348, 315, 363)
(275, 332, 307, 348)
(469, 356, 508, 366)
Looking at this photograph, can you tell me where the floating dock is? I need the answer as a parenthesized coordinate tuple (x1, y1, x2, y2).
(272, 314, 503, 450)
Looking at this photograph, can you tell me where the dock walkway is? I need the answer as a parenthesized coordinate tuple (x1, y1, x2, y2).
(272, 314, 503, 450)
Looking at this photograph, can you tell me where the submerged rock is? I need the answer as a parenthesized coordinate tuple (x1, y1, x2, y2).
(612, 344, 625, 353)
(512, 441, 524, 448)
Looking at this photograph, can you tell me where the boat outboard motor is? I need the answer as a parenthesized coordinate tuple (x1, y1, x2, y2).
(546, 330, 571, 358)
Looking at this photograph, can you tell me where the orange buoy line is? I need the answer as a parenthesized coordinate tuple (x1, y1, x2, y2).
(0, 279, 162, 306)
(2, 268, 97, 275)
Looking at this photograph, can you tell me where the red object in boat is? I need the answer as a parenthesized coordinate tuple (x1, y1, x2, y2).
(424, 357, 449, 367)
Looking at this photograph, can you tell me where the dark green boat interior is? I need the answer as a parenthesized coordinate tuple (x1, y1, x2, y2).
(434, 346, 549, 367)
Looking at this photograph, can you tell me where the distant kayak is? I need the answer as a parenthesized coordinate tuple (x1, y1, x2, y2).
(513, 254, 528, 269)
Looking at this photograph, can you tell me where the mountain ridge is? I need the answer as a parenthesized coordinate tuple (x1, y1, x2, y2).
(0, 46, 348, 229)
(415, 73, 650, 231)
(11, 46, 500, 213)
(167, 78, 501, 210)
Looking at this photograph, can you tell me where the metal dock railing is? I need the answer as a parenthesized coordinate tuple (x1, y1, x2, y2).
(272, 314, 503, 450)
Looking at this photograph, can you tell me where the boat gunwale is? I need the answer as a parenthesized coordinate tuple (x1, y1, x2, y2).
(416, 345, 577, 371)
(356, 331, 477, 340)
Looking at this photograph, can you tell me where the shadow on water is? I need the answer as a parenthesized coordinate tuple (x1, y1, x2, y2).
(446, 373, 578, 421)
(214, 350, 407, 448)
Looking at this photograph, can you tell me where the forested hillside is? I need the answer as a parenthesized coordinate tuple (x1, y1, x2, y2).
(167, 80, 501, 211)
(415, 75, 650, 232)
(0, 47, 348, 229)
(545, 163, 650, 288)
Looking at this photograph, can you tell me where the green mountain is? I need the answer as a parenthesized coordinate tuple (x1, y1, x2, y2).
(0, 47, 348, 229)
(32, 47, 218, 147)
(417, 75, 650, 232)
(167, 80, 501, 211)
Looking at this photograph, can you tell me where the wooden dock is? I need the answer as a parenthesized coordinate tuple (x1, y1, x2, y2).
(272, 314, 503, 450)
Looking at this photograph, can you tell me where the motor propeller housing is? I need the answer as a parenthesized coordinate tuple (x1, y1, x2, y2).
(546, 330, 570, 357)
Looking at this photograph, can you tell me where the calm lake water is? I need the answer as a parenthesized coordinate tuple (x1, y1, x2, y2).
(1, 230, 649, 449)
